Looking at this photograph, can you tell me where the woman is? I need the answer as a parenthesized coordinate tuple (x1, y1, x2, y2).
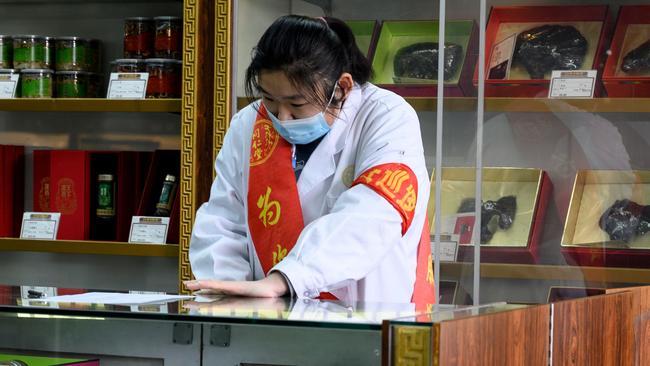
(186, 15, 434, 304)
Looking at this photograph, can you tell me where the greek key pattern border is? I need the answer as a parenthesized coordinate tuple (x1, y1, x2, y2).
(213, 0, 232, 161)
(179, 0, 199, 291)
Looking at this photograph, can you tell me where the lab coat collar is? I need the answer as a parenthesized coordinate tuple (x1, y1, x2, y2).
(297, 84, 362, 197)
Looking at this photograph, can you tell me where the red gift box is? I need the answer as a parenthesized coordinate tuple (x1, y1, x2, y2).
(561, 170, 650, 268)
(136, 150, 180, 244)
(0, 145, 25, 238)
(429, 168, 552, 264)
(476, 5, 613, 97)
(602, 6, 650, 97)
(33, 150, 91, 240)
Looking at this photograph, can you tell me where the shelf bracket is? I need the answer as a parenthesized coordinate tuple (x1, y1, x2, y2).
(302, 0, 332, 16)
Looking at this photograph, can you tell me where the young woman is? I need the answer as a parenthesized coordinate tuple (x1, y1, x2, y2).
(186, 15, 435, 304)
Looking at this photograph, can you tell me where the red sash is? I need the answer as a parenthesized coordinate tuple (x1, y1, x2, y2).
(247, 105, 304, 274)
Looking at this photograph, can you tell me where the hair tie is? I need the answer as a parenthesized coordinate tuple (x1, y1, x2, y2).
(315, 16, 328, 27)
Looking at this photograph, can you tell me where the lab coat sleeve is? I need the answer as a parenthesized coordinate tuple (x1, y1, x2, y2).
(273, 98, 429, 298)
(189, 112, 253, 281)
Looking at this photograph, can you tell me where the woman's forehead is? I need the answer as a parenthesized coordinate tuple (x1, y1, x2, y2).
(258, 71, 303, 100)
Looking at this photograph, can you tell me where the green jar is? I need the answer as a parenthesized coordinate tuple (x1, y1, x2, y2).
(55, 71, 90, 98)
(20, 69, 53, 98)
(13, 35, 47, 70)
(55, 37, 89, 71)
(0, 36, 13, 69)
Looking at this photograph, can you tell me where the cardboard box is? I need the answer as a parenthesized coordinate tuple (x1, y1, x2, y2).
(427, 167, 552, 264)
(33, 150, 91, 240)
(345, 20, 380, 61)
(561, 170, 650, 267)
(136, 150, 180, 244)
(371, 20, 477, 97)
(602, 6, 650, 97)
(0, 354, 99, 366)
(476, 5, 613, 97)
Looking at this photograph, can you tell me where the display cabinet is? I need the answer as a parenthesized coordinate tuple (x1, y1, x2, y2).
(203, 0, 650, 306)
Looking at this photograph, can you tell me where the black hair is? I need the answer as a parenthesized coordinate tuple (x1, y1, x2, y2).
(245, 15, 373, 109)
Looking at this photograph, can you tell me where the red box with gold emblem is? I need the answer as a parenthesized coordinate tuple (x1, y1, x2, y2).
(33, 150, 91, 240)
(136, 150, 180, 244)
(0, 145, 25, 237)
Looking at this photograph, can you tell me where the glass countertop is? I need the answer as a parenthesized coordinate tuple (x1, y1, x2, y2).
(0, 284, 525, 330)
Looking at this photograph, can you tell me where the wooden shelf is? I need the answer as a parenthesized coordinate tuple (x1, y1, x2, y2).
(442, 262, 650, 285)
(0, 238, 178, 257)
(0, 99, 181, 113)
(238, 97, 650, 113)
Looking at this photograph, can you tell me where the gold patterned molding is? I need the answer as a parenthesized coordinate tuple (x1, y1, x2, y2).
(179, 0, 232, 293)
(392, 325, 433, 366)
(213, 0, 232, 162)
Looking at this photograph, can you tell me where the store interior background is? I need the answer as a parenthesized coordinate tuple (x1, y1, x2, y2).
(0, 0, 648, 304)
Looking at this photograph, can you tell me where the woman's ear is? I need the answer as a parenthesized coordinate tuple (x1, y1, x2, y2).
(337, 72, 354, 101)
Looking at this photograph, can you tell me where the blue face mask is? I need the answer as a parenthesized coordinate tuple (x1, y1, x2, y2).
(266, 86, 337, 145)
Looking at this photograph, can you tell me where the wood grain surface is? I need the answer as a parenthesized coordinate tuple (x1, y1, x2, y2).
(553, 291, 634, 366)
(436, 305, 550, 366)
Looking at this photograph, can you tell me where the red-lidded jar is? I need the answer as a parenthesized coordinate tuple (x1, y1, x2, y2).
(124, 17, 154, 59)
(154, 16, 182, 59)
(145, 58, 181, 98)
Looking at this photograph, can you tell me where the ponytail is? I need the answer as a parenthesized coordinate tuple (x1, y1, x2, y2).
(323, 17, 373, 84)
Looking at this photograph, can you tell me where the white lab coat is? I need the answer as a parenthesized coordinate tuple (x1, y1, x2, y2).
(190, 83, 429, 303)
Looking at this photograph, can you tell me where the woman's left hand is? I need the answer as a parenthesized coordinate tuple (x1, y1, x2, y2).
(183, 272, 289, 298)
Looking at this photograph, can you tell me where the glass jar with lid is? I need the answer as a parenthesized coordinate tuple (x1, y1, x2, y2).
(154, 16, 182, 59)
(0, 36, 13, 69)
(13, 35, 47, 70)
(55, 37, 90, 71)
(20, 69, 53, 98)
(124, 17, 154, 59)
(145, 58, 181, 98)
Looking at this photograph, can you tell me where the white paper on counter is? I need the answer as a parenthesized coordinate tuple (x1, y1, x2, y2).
(42, 292, 193, 305)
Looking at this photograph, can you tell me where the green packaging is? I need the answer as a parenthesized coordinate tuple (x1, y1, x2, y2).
(20, 69, 53, 98)
(13, 35, 47, 70)
(55, 71, 90, 98)
(55, 37, 89, 71)
(0, 36, 13, 69)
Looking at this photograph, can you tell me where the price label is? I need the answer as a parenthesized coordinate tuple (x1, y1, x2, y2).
(128, 216, 170, 244)
(548, 70, 597, 99)
(20, 212, 61, 240)
(0, 74, 19, 98)
(107, 72, 149, 99)
(430, 234, 459, 262)
(488, 34, 516, 80)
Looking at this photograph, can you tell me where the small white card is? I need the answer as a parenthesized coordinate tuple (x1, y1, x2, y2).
(128, 216, 170, 244)
(20, 212, 61, 240)
(129, 291, 169, 313)
(107, 72, 149, 99)
(488, 34, 517, 80)
(20, 286, 57, 300)
(431, 234, 459, 262)
(548, 70, 597, 99)
(0, 74, 19, 98)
